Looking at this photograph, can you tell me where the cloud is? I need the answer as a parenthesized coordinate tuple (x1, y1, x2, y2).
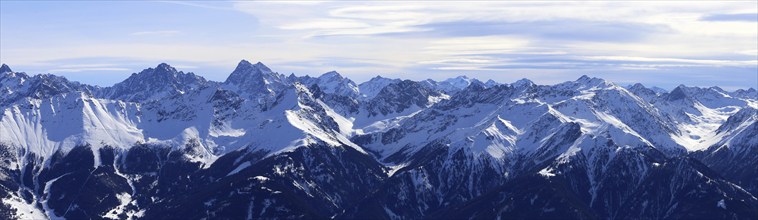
(44, 63, 128, 73)
(130, 30, 182, 36)
(172, 65, 197, 69)
(279, 19, 371, 30)
(157, 1, 234, 10)
(422, 36, 530, 56)
(701, 13, 758, 22)
(416, 20, 671, 42)
(48, 67, 129, 73)
(2, 1, 757, 89)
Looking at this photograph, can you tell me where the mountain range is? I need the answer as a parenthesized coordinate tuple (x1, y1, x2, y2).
(0, 61, 756, 219)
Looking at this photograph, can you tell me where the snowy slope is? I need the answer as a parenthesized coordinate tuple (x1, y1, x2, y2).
(1, 62, 756, 219)
(358, 76, 401, 99)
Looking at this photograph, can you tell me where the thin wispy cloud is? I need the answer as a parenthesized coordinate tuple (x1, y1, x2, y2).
(157, 1, 233, 11)
(701, 13, 758, 22)
(44, 63, 128, 73)
(130, 30, 182, 36)
(57, 63, 120, 68)
(48, 67, 129, 73)
(172, 65, 198, 69)
(0, 1, 756, 89)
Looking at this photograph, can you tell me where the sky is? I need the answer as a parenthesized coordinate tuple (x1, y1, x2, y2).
(1, 1, 757, 90)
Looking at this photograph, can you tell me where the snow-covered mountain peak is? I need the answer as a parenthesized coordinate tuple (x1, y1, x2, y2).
(319, 70, 342, 80)
(223, 60, 288, 102)
(0, 64, 12, 73)
(0, 66, 28, 81)
(286, 73, 298, 82)
(450, 75, 470, 80)
(627, 83, 662, 101)
(363, 80, 445, 117)
(628, 82, 646, 90)
(419, 75, 482, 94)
(650, 86, 667, 93)
(358, 75, 401, 99)
(1, 70, 87, 106)
(367, 75, 391, 81)
(2, 62, 758, 219)
(715, 107, 757, 134)
(25, 74, 93, 100)
(664, 84, 749, 109)
(139, 63, 186, 80)
(575, 75, 612, 88)
(225, 60, 276, 84)
(628, 82, 666, 94)
(313, 70, 360, 97)
(731, 88, 757, 100)
(233, 59, 272, 73)
(665, 85, 689, 101)
(318, 71, 357, 87)
(225, 60, 285, 87)
(442, 75, 474, 88)
(485, 79, 500, 87)
(104, 63, 209, 102)
(155, 62, 175, 72)
(511, 78, 535, 88)
(709, 86, 727, 93)
(465, 79, 487, 91)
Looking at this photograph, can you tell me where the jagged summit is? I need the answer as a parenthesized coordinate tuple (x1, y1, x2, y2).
(575, 74, 609, 85)
(364, 75, 398, 83)
(0, 64, 27, 80)
(1, 61, 758, 220)
(512, 78, 535, 87)
(104, 63, 208, 102)
(444, 75, 472, 84)
(422, 75, 480, 94)
(359, 75, 402, 99)
(222, 60, 288, 102)
(709, 86, 727, 93)
(224, 60, 284, 86)
(484, 79, 499, 87)
(369, 75, 389, 80)
(575, 75, 601, 82)
(138, 63, 183, 78)
(629, 82, 645, 88)
(320, 70, 341, 78)
(0, 64, 12, 73)
(156, 62, 173, 70)
(310, 70, 359, 97)
(225, 60, 276, 84)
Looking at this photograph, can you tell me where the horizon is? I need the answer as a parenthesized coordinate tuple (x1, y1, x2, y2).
(1, 60, 754, 92)
(1, 1, 757, 90)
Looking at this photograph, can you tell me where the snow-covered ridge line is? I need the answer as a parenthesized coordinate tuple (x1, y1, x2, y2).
(1, 60, 756, 165)
(2, 62, 754, 93)
(1, 61, 758, 219)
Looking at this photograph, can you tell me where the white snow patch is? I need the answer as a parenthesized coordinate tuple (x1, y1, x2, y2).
(671, 103, 741, 151)
(103, 193, 132, 219)
(253, 176, 270, 182)
(717, 199, 726, 209)
(539, 167, 556, 177)
(386, 163, 408, 177)
(2, 196, 47, 220)
(227, 161, 252, 177)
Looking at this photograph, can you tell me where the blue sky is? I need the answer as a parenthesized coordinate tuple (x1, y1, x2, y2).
(1, 1, 756, 90)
